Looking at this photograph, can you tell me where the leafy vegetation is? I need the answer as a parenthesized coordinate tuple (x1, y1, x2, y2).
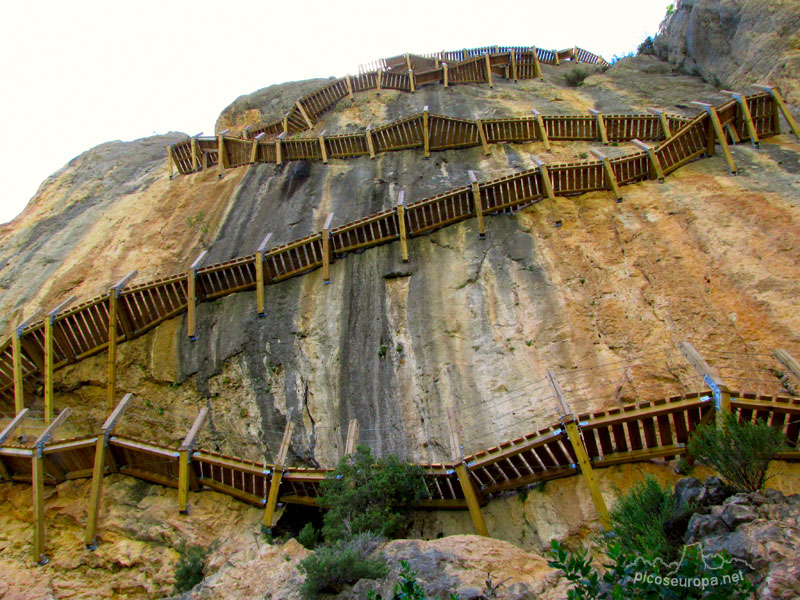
(609, 475, 676, 561)
(638, 36, 655, 55)
(564, 68, 590, 87)
(317, 444, 429, 541)
(298, 522, 320, 550)
(173, 542, 210, 593)
(299, 533, 387, 599)
(688, 412, 786, 493)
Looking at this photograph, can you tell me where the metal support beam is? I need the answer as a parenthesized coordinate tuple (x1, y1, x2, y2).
(468, 171, 486, 239)
(446, 406, 488, 537)
(475, 119, 490, 155)
(590, 149, 622, 202)
(256, 233, 272, 317)
(422, 106, 430, 158)
(547, 370, 610, 529)
(178, 406, 209, 514)
(648, 107, 672, 140)
(187, 251, 207, 341)
(754, 85, 800, 140)
(692, 103, 737, 174)
(589, 109, 609, 145)
(396, 191, 409, 263)
(344, 419, 359, 456)
(679, 341, 731, 426)
(631, 139, 665, 182)
(532, 109, 550, 152)
(322, 213, 334, 284)
(774, 349, 800, 384)
(263, 421, 294, 530)
(32, 406, 71, 564)
(85, 393, 133, 549)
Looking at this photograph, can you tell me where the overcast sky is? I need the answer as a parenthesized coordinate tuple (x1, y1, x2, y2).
(0, 0, 670, 224)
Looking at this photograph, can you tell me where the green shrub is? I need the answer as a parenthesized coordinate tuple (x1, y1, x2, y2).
(298, 522, 320, 550)
(317, 445, 429, 542)
(638, 36, 655, 55)
(549, 540, 753, 599)
(609, 475, 676, 561)
(173, 543, 210, 593)
(564, 68, 590, 87)
(299, 533, 387, 599)
(688, 412, 786, 493)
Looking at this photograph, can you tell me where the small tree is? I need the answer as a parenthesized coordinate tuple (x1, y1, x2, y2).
(173, 542, 210, 593)
(609, 475, 676, 561)
(317, 444, 429, 542)
(688, 412, 786, 493)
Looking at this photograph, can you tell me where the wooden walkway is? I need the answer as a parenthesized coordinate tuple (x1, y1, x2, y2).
(0, 91, 786, 418)
(168, 44, 611, 176)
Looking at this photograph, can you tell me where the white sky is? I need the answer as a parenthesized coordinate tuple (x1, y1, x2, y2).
(0, 0, 669, 224)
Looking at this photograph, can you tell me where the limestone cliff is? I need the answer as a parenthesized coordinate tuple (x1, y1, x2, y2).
(654, 0, 800, 102)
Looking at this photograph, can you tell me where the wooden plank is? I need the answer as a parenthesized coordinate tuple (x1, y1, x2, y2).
(295, 100, 314, 130)
(344, 419, 359, 456)
(191, 136, 199, 171)
(692, 103, 737, 174)
(322, 213, 334, 284)
(754, 85, 800, 140)
(531, 109, 550, 152)
(263, 421, 294, 529)
(200, 476, 266, 506)
(0, 408, 29, 444)
(455, 463, 489, 536)
(422, 107, 430, 158)
(565, 418, 610, 528)
(377, 68, 382, 92)
(590, 149, 622, 201)
(774, 349, 800, 384)
(589, 109, 609, 145)
(217, 134, 225, 178)
(475, 119, 490, 155)
(468, 171, 486, 239)
(631, 139, 665, 181)
(397, 191, 409, 263)
(648, 108, 672, 139)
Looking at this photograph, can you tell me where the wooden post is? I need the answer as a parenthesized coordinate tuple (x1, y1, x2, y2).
(178, 406, 209, 514)
(187, 251, 207, 342)
(106, 271, 136, 411)
(484, 54, 493, 88)
(295, 99, 314, 130)
(531, 109, 551, 152)
(774, 349, 800, 384)
(589, 109, 609, 145)
(547, 370, 610, 529)
(443, 63, 449, 87)
(191, 136, 199, 171)
(282, 113, 289, 135)
(532, 156, 556, 201)
(318, 130, 328, 164)
(475, 119, 490, 155)
(531, 46, 543, 79)
(468, 171, 486, 239)
(572, 46, 578, 62)
(216, 130, 230, 179)
(722, 91, 760, 148)
(12, 328, 25, 414)
(32, 406, 71, 564)
(447, 406, 488, 536)
(631, 139, 666, 182)
(726, 123, 741, 144)
(256, 233, 272, 317)
(648, 107, 672, 140)
(553, 47, 560, 66)
(322, 213, 334, 284)
(44, 297, 75, 425)
(250, 134, 261, 164)
(0, 408, 28, 445)
(345, 74, 354, 100)
(405, 53, 412, 72)
(167, 145, 174, 179)
(590, 149, 622, 202)
(422, 106, 430, 158)
(276, 132, 284, 165)
(365, 126, 376, 159)
(397, 191, 409, 263)
(510, 50, 518, 82)
(377, 68, 382, 93)
(263, 421, 294, 530)
(691, 102, 737, 174)
(85, 393, 133, 549)
(754, 85, 800, 140)
(679, 341, 731, 426)
(344, 419, 360, 456)
(409, 70, 415, 93)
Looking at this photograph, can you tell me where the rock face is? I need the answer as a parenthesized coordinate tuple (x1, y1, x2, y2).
(654, 0, 800, 102)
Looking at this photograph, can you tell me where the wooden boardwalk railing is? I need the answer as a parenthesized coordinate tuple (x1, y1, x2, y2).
(0, 92, 783, 416)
